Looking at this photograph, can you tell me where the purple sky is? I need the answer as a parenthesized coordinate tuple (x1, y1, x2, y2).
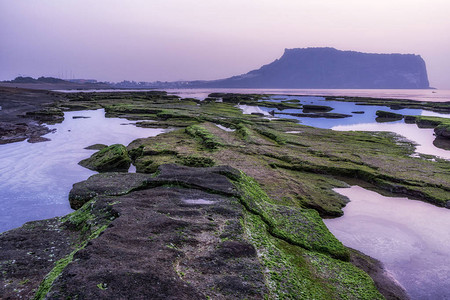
(1, 0, 449, 88)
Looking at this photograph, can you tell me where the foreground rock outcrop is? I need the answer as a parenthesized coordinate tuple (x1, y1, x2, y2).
(0, 87, 65, 144)
(78, 144, 132, 172)
(0, 165, 406, 299)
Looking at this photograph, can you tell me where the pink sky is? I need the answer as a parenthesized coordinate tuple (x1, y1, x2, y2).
(1, 0, 449, 88)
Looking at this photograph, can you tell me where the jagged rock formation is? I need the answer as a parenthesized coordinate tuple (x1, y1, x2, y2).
(198, 47, 430, 89)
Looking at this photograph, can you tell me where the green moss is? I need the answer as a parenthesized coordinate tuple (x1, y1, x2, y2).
(243, 212, 330, 299)
(235, 124, 249, 140)
(177, 155, 215, 167)
(62, 202, 96, 234)
(32, 249, 76, 300)
(185, 124, 223, 150)
(79, 144, 131, 172)
(304, 251, 384, 300)
(97, 283, 108, 290)
(242, 211, 382, 299)
(234, 171, 349, 260)
(254, 127, 286, 145)
(134, 154, 177, 173)
(34, 199, 113, 299)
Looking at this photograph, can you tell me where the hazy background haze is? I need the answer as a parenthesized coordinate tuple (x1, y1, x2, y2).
(1, 0, 449, 88)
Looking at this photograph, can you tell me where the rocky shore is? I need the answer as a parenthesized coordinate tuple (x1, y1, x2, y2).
(0, 87, 66, 144)
(1, 89, 449, 299)
(1, 165, 408, 299)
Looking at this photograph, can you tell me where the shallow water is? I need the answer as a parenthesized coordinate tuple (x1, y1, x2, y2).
(0, 109, 166, 233)
(332, 122, 450, 160)
(182, 199, 216, 205)
(164, 88, 450, 102)
(324, 186, 450, 299)
(56, 88, 450, 102)
(238, 95, 450, 159)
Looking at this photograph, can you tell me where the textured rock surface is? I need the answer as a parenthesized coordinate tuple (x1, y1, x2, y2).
(0, 87, 63, 144)
(69, 172, 150, 209)
(0, 165, 403, 299)
(79, 144, 132, 172)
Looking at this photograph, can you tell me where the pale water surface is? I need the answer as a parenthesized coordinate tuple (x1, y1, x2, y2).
(0, 109, 166, 233)
(324, 186, 450, 299)
(164, 88, 450, 102)
(56, 88, 450, 102)
(237, 94, 449, 159)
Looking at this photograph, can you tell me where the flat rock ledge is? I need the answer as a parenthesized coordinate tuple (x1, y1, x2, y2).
(1, 165, 408, 299)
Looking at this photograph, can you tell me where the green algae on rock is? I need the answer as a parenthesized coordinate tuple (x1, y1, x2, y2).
(2, 165, 392, 299)
(79, 144, 131, 172)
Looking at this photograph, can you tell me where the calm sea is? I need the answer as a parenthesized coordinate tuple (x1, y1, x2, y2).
(56, 88, 450, 103)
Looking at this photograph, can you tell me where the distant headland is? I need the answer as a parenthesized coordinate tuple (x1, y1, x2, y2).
(1, 48, 431, 90)
(190, 47, 430, 89)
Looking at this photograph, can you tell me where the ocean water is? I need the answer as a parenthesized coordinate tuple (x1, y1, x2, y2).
(56, 88, 450, 102)
(164, 88, 450, 102)
(0, 109, 166, 233)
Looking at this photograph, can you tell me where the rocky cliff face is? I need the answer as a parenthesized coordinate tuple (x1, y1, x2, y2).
(202, 47, 430, 89)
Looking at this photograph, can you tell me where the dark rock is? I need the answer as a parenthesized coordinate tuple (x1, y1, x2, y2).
(434, 125, 450, 139)
(26, 107, 64, 123)
(416, 119, 441, 128)
(390, 104, 405, 110)
(27, 136, 51, 143)
(79, 144, 131, 172)
(69, 172, 150, 209)
(47, 167, 267, 299)
(375, 110, 403, 122)
(84, 143, 108, 150)
(215, 241, 257, 258)
(0, 122, 27, 136)
(147, 164, 239, 196)
(302, 104, 333, 112)
(352, 111, 365, 114)
(0, 218, 75, 299)
(349, 248, 410, 300)
(433, 136, 450, 150)
(72, 116, 91, 119)
(276, 112, 352, 119)
(404, 115, 417, 124)
(376, 110, 403, 119)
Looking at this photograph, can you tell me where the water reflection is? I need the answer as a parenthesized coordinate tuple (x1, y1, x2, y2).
(163, 88, 450, 102)
(238, 95, 450, 159)
(332, 122, 450, 160)
(324, 186, 450, 300)
(0, 109, 166, 233)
